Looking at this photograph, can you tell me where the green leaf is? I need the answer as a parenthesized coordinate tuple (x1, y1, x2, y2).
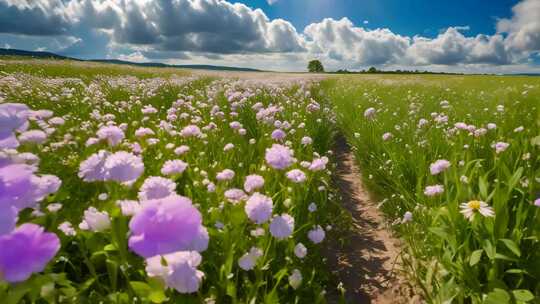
(479, 175, 489, 199)
(469, 249, 483, 266)
(512, 289, 535, 302)
(499, 239, 521, 257)
(130, 281, 151, 297)
(483, 240, 496, 260)
(485, 288, 511, 304)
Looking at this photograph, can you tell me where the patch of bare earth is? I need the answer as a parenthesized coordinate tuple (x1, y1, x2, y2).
(326, 136, 420, 304)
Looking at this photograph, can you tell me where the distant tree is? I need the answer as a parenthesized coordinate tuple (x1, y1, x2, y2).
(308, 60, 324, 73)
(367, 66, 377, 73)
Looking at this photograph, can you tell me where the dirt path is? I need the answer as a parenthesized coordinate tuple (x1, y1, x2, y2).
(326, 135, 406, 303)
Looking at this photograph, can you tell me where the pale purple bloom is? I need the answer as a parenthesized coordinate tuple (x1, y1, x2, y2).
(104, 151, 144, 184)
(269, 214, 294, 240)
(309, 156, 329, 171)
(216, 169, 235, 181)
(364, 107, 376, 119)
(98, 193, 108, 201)
(161, 159, 188, 176)
(301, 136, 312, 146)
(294, 243, 307, 259)
(116, 200, 142, 216)
(244, 174, 265, 193)
(129, 195, 203, 257)
(286, 169, 307, 183)
(96, 125, 125, 146)
(402, 211, 413, 223)
(135, 127, 155, 138)
(0, 103, 30, 148)
(180, 125, 202, 138)
(534, 198, 540, 207)
(223, 143, 235, 151)
(224, 188, 247, 204)
(0, 204, 18, 235)
(487, 123, 497, 130)
(58, 221, 76, 236)
(424, 184, 444, 197)
(382, 132, 393, 141)
(18, 130, 47, 144)
(238, 247, 263, 271)
(48, 117, 65, 125)
(85, 137, 99, 147)
(138, 176, 177, 201)
(145, 251, 204, 294)
(494, 142, 510, 154)
(80, 207, 111, 232)
(308, 225, 325, 244)
(265, 144, 294, 170)
(0, 163, 34, 209)
(174, 145, 190, 155)
(308, 202, 317, 212)
(78, 150, 110, 182)
(271, 129, 286, 141)
(429, 159, 451, 175)
(288, 269, 302, 289)
(245, 193, 273, 224)
(46, 203, 62, 213)
(0, 224, 60, 282)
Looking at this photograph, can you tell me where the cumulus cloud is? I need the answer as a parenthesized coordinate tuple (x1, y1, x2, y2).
(0, 0, 539, 71)
(497, 0, 540, 54)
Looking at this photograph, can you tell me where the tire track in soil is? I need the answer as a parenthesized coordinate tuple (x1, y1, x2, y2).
(325, 135, 405, 304)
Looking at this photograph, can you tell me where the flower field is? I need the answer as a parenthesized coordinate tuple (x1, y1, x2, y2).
(0, 60, 539, 303)
(0, 60, 339, 303)
(323, 75, 540, 303)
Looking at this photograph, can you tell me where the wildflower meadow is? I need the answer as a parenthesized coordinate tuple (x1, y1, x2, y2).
(0, 60, 539, 303)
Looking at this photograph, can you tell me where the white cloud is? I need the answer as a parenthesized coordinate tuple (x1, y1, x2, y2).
(0, 0, 539, 72)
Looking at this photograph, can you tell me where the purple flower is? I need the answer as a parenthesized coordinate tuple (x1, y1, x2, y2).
(216, 169, 235, 181)
(116, 200, 142, 216)
(0, 224, 60, 282)
(0, 103, 30, 148)
(96, 125, 125, 146)
(265, 144, 294, 170)
(224, 188, 247, 204)
(0, 164, 34, 209)
(534, 198, 540, 207)
(238, 247, 263, 271)
(138, 176, 177, 201)
(286, 169, 307, 183)
(271, 129, 286, 141)
(429, 159, 451, 175)
(244, 174, 265, 193)
(245, 193, 273, 224)
(78, 150, 110, 182)
(129, 195, 204, 257)
(104, 151, 144, 184)
(269, 214, 294, 240)
(145, 251, 204, 293)
(294, 243, 307, 258)
(308, 225, 325, 244)
(18, 130, 47, 144)
(493, 142, 510, 154)
(424, 184, 444, 197)
(382, 132, 393, 141)
(79, 207, 111, 232)
(364, 107, 376, 119)
(308, 157, 329, 171)
(0, 204, 18, 235)
(180, 125, 202, 138)
(174, 145, 190, 155)
(301, 136, 312, 146)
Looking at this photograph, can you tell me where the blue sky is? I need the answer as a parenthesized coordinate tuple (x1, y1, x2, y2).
(0, 0, 539, 73)
(243, 0, 520, 37)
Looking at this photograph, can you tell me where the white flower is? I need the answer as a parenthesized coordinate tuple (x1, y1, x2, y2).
(459, 200, 495, 221)
(80, 207, 110, 232)
(288, 269, 302, 289)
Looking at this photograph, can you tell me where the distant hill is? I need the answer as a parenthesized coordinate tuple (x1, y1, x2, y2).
(0, 48, 77, 60)
(0, 48, 261, 72)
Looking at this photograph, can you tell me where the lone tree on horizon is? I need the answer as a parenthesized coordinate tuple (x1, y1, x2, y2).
(308, 60, 324, 73)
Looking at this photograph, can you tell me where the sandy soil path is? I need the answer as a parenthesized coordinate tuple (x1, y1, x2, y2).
(326, 135, 407, 304)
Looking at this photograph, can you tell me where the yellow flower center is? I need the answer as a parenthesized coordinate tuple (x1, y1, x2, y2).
(467, 200, 481, 210)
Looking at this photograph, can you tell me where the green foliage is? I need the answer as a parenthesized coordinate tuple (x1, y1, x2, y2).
(307, 60, 324, 73)
(323, 74, 540, 302)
